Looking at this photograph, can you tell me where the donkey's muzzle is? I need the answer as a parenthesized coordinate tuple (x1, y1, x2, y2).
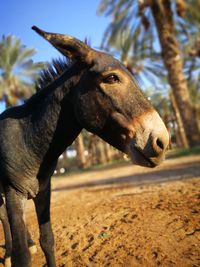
(127, 110, 169, 168)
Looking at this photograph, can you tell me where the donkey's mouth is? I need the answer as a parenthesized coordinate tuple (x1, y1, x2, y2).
(128, 145, 161, 168)
(134, 147, 158, 167)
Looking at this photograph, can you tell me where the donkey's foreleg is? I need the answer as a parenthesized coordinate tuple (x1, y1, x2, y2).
(34, 183, 56, 267)
(0, 198, 12, 267)
(5, 187, 31, 267)
(27, 228, 37, 255)
(22, 205, 37, 255)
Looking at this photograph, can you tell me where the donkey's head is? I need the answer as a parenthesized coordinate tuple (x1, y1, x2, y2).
(32, 26, 169, 167)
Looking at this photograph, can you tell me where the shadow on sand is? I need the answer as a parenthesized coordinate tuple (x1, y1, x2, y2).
(53, 161, 200, 192)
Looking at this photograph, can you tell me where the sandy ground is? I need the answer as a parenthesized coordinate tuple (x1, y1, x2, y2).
(0, 155, 200, 267)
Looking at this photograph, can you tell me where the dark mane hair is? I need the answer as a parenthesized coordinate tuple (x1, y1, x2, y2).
(36, 58, 71, 91)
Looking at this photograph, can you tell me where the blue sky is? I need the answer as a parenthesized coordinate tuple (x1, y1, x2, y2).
(1, 0, 109, 62)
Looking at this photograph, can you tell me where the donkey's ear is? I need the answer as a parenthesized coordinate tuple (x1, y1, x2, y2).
(32, 26, 94, 65)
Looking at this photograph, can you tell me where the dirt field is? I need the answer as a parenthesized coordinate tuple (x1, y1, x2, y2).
(0, 155, 200, 267)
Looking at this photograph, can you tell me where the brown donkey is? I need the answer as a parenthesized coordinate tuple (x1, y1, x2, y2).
(0, 26, 169, 267)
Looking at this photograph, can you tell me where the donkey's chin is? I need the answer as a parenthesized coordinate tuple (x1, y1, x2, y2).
(127, 145, 164, 168)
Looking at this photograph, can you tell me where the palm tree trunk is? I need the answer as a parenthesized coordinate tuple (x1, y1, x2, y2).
(96, 138, 107, 164)
(151, 0, 200, 147)
(75, 133, 86, 169)
(104, 143, 112, 162)
(87, 134, 97, 166)
(170, 91, 189, 148)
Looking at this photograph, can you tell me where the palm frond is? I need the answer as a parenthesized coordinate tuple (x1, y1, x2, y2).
(0, 34, 44, 106)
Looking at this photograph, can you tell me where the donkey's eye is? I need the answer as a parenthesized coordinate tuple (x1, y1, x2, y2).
(103, 74, 120, 84)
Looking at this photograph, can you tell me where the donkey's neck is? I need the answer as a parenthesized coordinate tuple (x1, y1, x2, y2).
(25, 63, 83, 162)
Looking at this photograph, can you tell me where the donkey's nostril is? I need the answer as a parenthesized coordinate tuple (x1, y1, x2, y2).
(156, 138, 164, 150)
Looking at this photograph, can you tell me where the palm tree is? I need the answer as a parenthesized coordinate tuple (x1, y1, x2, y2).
(98, 0, 200, 147)
(150, 0, 199, 147)
(0, 35, 44, 107)
(75, 133, 86, 169)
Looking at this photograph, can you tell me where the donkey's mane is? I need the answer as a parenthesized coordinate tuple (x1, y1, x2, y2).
(36, 58, 71, 91)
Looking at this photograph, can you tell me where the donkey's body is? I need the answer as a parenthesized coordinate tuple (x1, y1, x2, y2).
(0, 27, 169, 267)
(0, 60, 82, 267)
(0, 61, 81, 198)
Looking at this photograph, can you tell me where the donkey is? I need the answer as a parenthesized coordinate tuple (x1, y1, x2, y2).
(0, 26, 169, 267)
(0, 195, 37, 267)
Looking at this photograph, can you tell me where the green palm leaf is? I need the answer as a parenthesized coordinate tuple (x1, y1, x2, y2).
(0, 34, 44, 107)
